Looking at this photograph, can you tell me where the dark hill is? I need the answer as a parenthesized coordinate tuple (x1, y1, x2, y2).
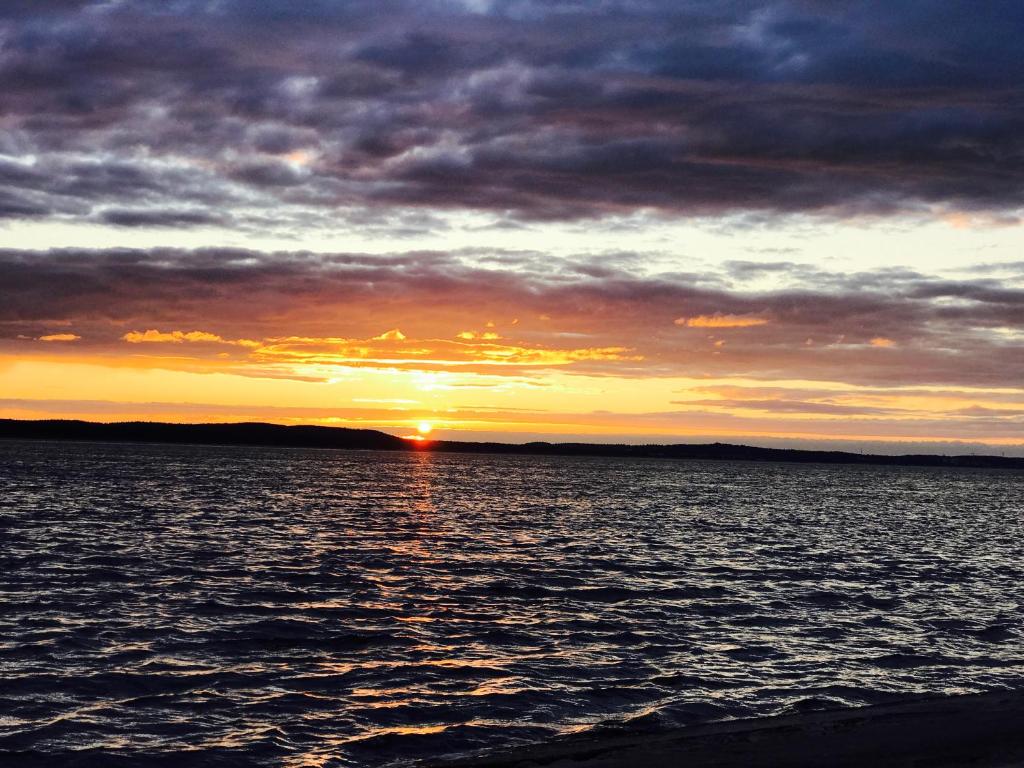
(0, 419, 408, 451)
(430, 439, 1024, 469)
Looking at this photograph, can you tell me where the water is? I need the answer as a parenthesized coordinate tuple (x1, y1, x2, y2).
(2, 440, 1023, 766)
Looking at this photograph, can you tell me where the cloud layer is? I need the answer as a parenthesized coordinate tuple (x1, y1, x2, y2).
(2, 1, 1023, 229)
(3, 247, 1023, 392)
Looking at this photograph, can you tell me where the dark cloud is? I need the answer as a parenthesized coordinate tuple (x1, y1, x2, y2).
(100, 209, 225, 228)
(0, 1, 1021, 226)
(227, 160, 308, 188)
(0, 192, 51, 219)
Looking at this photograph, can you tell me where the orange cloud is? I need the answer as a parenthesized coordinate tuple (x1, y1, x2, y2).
(38, 333, 81, 342)
(870, 337, 896, 348)
(249, 334, 640, 372)
(122, 329, 260, 347)
(373, 329, 407, 341)
(124, 329, 224, 343)
(676, 313, 768, 328)
(471, 345, 636, 366)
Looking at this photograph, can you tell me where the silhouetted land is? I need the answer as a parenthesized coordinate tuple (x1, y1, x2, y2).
(2, 418, 1022, 470)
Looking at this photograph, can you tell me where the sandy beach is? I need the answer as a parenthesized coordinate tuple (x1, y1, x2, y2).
(429, 690, 1024, 768)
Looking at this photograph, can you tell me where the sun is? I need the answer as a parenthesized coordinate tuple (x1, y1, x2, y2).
(417, 421, 433, 436)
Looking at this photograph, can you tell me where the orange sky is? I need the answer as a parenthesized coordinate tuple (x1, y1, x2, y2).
(3, 279, 1023, 452)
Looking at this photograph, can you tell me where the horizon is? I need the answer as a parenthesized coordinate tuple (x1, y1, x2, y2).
(4, 416, 1023, 458)
(2, 2, 1023, 450)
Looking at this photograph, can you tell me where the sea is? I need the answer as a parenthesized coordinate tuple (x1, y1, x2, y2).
(2, 440, 1023, 766)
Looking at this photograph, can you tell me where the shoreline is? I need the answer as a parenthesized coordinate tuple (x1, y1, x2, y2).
(427, 690, 1024, 767)
(3, 418, 1023, 471)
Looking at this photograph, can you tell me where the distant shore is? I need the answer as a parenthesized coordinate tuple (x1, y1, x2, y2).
(2, 418, 1023, 470)
(427, 689, 1024, 768)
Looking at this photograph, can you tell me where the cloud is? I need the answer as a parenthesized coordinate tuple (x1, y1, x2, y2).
(0, 1, 1022, 230)
(249, 334, 640, 372)
(673, 398, 903, 417)
(108, 316, 641, 374)
(38, 333, 81, 342)
(122, 329, 259, 347)
(1, 246, 1023, 390)
(123, 329, 227, 344)
(373, 329, 407, 341)
(676, 313, 769, 328)
(101, 209, 225, 228)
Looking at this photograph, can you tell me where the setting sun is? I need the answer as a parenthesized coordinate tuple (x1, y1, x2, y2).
(417, 422, 433, 436)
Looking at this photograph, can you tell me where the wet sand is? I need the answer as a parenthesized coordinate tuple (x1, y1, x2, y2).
(429, 690, 1024, 768)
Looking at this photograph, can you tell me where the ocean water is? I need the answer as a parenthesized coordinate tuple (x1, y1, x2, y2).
(2, 440, 1023, 767)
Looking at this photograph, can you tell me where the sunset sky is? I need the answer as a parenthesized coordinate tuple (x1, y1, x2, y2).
(2, 1, 1023, 451)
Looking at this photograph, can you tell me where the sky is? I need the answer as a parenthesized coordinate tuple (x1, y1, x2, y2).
(2, 0, 1023, 452)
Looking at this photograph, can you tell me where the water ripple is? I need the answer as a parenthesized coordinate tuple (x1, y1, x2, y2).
(1, 440, 1023, 766)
